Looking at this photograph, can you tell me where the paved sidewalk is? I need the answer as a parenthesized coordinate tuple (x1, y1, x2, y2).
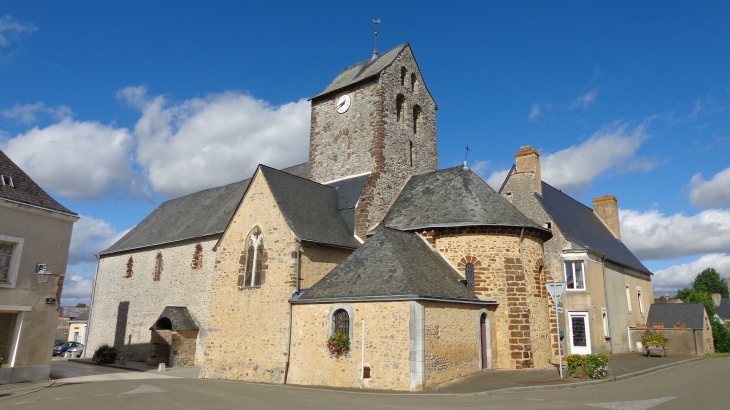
(67, 357, 202, 379)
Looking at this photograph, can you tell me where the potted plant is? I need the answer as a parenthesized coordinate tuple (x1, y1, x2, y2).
(326, 333, 350, 358)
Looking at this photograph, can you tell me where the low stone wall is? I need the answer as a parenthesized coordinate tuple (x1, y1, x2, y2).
(629, 327, 708, 356)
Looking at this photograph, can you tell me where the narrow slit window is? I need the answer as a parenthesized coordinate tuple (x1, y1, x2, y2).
(396, 94, 405, 123)
(410, 73, 417, 92)
(465, 263, 475, 291)
(408, 140, 413, 167)
(400, 67, 407, 86)
(153, 252, 163, 281)
(602, 308, 610, 340)
(413, 105, 421, 135)
(637, 286, 644, 315)
(625, 285, 632, 313)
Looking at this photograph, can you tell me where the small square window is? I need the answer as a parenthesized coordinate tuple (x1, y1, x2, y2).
(1, 175, 14, 187)
(564, 260, 585, 290)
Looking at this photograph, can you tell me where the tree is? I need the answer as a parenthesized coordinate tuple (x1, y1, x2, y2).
(691, 268, 729, 298)
(676, 273, 730, 353)
(681, 288, 715, 317)
(75, 303, 87, 308)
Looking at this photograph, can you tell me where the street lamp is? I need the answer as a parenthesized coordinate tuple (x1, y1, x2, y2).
(36, 263, 63, 285)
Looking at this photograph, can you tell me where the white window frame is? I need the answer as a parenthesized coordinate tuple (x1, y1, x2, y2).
(625, 284, 632, 313)
(601, 307, 610, 341)
(563, 260, 586, 291)
(0, 235, 24, 288)
(637, 286, 644, 315)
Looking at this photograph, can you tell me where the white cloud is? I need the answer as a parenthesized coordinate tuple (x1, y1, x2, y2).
(620, 208, 730, 261)
(121, 86, 311, 198)
(652, 253, 730, 296)
(60, 267, 96, 306)
(569, 88, 599, 110)
(486, 169, 510, 191)
(0, 15, 37, 47)
(689, 167, 730, 208)
(2, 102, 72, 124)
(1, 118, 147, 200)
(529, 104, 541, 120)
(470, 160, 489, 178)
(69, 215, 129, 265)
(541, 123, 648, 192)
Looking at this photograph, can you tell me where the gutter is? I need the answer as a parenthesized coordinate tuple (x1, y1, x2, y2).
(290, 294, 499, 305)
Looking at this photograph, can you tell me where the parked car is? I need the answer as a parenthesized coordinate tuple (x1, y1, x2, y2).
(66, 344, 85, 358)
(53, 341, 84, 356)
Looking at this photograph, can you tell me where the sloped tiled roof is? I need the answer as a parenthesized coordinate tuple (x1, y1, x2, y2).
(0, 149, 76, 215)
(716, 299, 730, 320)
(149, 306, 199, 331)
(646, 303, 706, 330)
(325, 174, 369, 233)
(260, 166, 359, 249)
(295, 227, 496, 304)
(312, 44, 409, 99)
(536, 182, 651, 274)
(383, 166, 550, 235)
(100, 163, 308, 256)
(68, 310, 89, 322)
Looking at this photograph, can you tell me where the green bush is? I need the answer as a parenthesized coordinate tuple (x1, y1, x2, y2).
(711, 317, 730, 353)
(94, 344, 118, 364)
(565, 354, 612, 379)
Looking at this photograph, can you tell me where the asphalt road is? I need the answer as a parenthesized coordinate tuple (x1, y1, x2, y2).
(5, 356, 729, 410)
(49, 359, 134, 380)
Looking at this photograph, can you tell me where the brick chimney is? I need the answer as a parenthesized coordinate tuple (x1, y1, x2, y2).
(593, 195, 621, 240)
(514, 145, 542, 195)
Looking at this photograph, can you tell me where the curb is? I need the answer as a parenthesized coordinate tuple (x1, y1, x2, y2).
(0, 380, 55, 401)
(65, 358, 146, 373)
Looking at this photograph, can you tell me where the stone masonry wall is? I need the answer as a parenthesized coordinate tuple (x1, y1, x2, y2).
(86, 237, 217, 365)
(298, 242, 353, 290)
(200, 170, 299, 383)
(287, 301, 412, 391)
(431, 227, 555, 370)
(423, 302, 483, 388)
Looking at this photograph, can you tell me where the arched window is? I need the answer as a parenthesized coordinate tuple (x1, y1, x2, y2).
(240, 226, 265, 288)
(396, 94, 405, 123)
(411, 73, 417, 92)
(400, 67, 407, 86)
(465, 263, 475, 291)
(412, 105, 421, 135)
(153, 252, 163, 281)
(191, 243, 203, 269)
(125, 256, 133, 278)
(333, 309, 349, 336)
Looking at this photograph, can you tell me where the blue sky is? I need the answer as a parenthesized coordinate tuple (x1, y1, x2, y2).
(2, 1, 730, 304)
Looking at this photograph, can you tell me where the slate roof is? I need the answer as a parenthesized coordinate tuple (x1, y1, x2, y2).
(536, 182, 651, 274)
(312, 44, 409, 99)
(60, 307, 89, 319)
(0, 149, 76, 215)
(100, 163, 308, 256)
(383, 166, 550, 236)
(646, 303, 707, 330)
(716, 299, 730, 320)
(68, 310, 89, 322)
(259, 166, 359, 249)
(325, 174, 369, 233)
(149, 306, 199, 331)
(294, 227, 496, 304)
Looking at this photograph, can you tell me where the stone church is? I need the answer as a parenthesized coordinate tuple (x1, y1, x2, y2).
(85, 43, 628, 391)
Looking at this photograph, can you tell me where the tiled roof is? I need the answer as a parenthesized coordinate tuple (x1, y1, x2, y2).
(149, 306, 199, 331)
(536, 182, 651, 274)
(325, 174, 369, 233)
(295, 227, 496, 304)
(0, 149, 76, 215)
(646, 303, 706, 330)
(383, 166, 550, 235)
(716, 299, 730, 320)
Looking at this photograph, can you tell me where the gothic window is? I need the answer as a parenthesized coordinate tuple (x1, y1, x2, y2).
(411, 73, 417, 92)
(191, 243, 203, 269)
(153, 252, 163, 281)
(400, 67, 407, 86)
(465, 263, 475, 291)
(333, 309, 349, 336)
(240, 226, 265, 288)
(413, 105, 421, 135)
(396, 94, 405, 123)
(125, 256, 133, 278)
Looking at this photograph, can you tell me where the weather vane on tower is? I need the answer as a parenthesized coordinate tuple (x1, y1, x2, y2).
(372, 19, 381, 59)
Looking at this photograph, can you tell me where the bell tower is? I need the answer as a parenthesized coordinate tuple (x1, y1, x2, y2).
(308, 43, 438, 238)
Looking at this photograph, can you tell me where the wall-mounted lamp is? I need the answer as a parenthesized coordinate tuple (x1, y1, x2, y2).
(36, 263, 63, 285)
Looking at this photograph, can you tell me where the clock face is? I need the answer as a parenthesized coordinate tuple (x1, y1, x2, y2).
(336, 95, 351, 113)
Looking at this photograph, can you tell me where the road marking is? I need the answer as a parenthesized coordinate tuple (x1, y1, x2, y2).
(94, 393, 112, 396)
(14, 401, 37, 405)
(119, 384, 166, 395)
(584, 396, 676, 410)
(54, 397, 76, 400)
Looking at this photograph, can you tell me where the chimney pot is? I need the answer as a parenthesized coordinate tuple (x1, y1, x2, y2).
(593, 195, 621, 240)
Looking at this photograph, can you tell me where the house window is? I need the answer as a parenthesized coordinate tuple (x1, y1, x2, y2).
(637, 286, 644, 315)
(191, 243, 203, 269)
(602, 308, 610, 340)
(625, 285, 632, 313)
(564, 260, 585, 290)
(124, 256, 133, 278)
(240, 226, 264, 288)
(400, 67, 407, 86)
(1, 175, 14, 187)
(411, 73, 417, 92)
(465, 263, 475, 291)
(413, 105, 421, 135)
(333, 309, 349, 336)
(396, 94, 405, 123)
(153, 252, 162, 281)
(0, 242, 14, 283)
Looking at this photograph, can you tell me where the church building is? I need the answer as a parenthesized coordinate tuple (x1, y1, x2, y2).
(85, 43, 619, 391)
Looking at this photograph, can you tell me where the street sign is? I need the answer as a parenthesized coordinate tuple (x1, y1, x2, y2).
(551, 305, 564, 314)
(546, 282, 567, 305)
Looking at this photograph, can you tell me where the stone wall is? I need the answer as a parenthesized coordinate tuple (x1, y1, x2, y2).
(423, 302, 483, 388)
(430, 227, 555, 370)
(86, 237, 217, 365)
(298, 242, 352, 290)
(287, 301, 412, 391)
(200, 170, 299, 383)
(629, 327, 713, 356)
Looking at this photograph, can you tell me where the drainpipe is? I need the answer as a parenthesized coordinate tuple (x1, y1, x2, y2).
(601, 258, 615, 354)
(284, 241, 301, 384)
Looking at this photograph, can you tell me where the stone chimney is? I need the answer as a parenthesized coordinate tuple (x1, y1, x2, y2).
(593, 195, 621, 240)
(712, 293, 722, 307)
(514, 145, 542, 195)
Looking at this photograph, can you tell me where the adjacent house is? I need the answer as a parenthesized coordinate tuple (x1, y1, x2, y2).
(500, 146, 653, 356)
(0, 149, 78, 384)
(637, 303, 714, 356)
